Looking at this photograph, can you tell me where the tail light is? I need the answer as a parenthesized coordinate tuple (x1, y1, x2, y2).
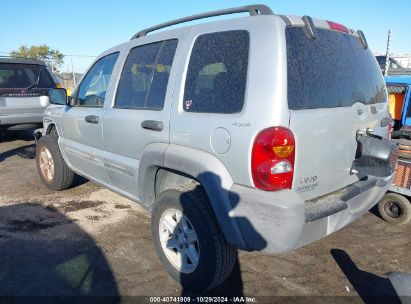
(251, 127, 295, 191)
(326, 20, 349, 33)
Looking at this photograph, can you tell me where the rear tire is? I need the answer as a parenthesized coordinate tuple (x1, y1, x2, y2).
(36, 135, 74, 191)
(378, 193, 411, 225)
(49, 126, 58, 136)
(151, 181, 236, 292)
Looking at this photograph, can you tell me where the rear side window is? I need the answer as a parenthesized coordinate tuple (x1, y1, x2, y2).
(183, 30, 249, 114)
(286, 27, 386, 110)
(115, 39, 178, 110)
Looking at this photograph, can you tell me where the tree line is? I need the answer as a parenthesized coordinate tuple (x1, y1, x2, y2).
(10, 45, 64, 72)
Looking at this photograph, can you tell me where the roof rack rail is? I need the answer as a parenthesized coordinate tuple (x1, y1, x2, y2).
(130, 4, 273, 39)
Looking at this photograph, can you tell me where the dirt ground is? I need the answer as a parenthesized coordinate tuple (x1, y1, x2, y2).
(0, 130, 410, 302)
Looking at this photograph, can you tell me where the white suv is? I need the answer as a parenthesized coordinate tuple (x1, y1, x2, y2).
(34, 5, 397, 291)
(0, 58, 59, 131)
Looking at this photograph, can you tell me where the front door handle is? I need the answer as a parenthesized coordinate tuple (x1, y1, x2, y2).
(85, 115, 99, 124)
(141, 120, 163, 131)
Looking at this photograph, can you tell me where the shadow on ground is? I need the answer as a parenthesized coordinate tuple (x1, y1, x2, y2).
(0, 202, 119, 301)
(0, 129, 36, 143)
(0, 143, 36, 162)
(0, 129, 37, 162)
(368, 205, 384, 220)
(331, 248, 401, 304)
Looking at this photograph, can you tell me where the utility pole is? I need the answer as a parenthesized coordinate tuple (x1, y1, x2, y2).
(71, 57, 77, 88)
(384, 30, 391, 76)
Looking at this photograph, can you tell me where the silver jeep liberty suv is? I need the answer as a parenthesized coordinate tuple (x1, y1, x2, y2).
(34, 4, 398, 291)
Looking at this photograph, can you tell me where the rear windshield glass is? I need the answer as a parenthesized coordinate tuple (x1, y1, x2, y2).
(0, 63, 54, 89)
(286, 27, 386, 110)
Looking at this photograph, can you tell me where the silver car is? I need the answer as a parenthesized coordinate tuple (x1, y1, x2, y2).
(34, 5, 398, 291)
(0, 58, 59, 131)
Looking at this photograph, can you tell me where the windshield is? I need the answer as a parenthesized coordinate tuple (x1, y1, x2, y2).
(286, 27, 386, 110)
(0, 63, 54, 89)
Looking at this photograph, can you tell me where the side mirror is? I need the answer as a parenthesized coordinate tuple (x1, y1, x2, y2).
(49, 88, 68, 106)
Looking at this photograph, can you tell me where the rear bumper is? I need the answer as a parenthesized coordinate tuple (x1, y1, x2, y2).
(0, 113, 43, 127)
(229, 174, 393, 254)
(304, 177, 386, 223)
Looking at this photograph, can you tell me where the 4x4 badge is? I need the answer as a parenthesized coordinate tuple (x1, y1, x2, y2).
(232, 122, 251, 127)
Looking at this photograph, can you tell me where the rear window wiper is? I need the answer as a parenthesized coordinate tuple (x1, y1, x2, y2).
(24, 81, 38, 91)
(24, 73, 40, 91)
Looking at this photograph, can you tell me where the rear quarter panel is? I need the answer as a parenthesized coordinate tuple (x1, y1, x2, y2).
(169, 15, 289, 187)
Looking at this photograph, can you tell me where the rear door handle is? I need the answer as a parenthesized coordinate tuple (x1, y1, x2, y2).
(85, 115, 99, 124)
(141, 120, 163, 131)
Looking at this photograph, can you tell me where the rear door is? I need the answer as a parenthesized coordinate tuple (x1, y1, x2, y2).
(102, 39, 178, 199)
(286, 26, 389, 200)
(59, 52, 119, 185)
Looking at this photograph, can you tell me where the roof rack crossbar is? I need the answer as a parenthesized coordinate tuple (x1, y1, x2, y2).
(302, 15, 316, 39)
(357, 30, 368, 49)
(131, 4, 273, 39)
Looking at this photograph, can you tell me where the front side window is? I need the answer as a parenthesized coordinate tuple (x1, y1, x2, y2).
(183, 30, 249, 114)
(75, 52, 119, 107)
(115, 39, 178, 110)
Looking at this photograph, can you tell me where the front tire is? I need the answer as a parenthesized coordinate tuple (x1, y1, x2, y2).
(36, 135, 74, 191)
(151, 182, 236, 292)
(378, 193, 411, 225)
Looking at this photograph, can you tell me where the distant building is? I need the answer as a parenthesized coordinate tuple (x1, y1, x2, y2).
(374, 53, 411, 75)
(375, 53, 411, 68)
(56, 72, 83, 93)
(391, 54, 411, 68)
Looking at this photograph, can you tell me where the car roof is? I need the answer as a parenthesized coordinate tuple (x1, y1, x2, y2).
(385, 76, 411, 86)
(0, 57, 46, 66)
(97, 4, 365, 66)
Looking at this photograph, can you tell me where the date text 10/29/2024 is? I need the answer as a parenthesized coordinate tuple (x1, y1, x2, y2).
(149, 296, 257, 303)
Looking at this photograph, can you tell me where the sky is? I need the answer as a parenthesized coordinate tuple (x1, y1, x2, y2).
(1, 0, 410, 73)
